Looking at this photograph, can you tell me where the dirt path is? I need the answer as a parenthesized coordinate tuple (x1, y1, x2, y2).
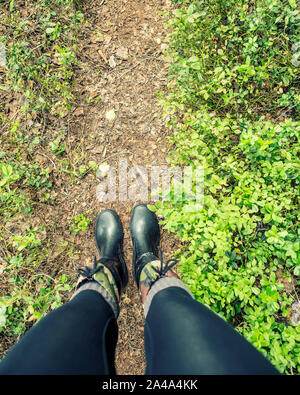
(47, 0, 176, 374)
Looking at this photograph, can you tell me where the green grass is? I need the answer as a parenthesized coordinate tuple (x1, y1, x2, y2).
(0, 0, 83, 344)
(156, 0, 300, 374)
(1, 0, 83, 116)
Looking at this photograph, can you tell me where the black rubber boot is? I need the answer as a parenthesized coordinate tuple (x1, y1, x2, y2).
(129, 204, 161, 288)
(77, 209, 128, 299)
(94, 209, 128, 296)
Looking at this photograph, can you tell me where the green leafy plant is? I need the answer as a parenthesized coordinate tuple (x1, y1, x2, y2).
(157, 0, 300, 374)
(70, 213, 92, 235)
(1, 0, 83, 116)
(49, 134, 66, 156)
(163, 0, 299, 118)
(0, 274, 75, 337)
(0, 0, 84, 358)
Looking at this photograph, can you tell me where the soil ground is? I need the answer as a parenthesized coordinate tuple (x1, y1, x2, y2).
(65, 0, 181, 374)
(3, 0, 178, 375)
(69, 0, 176, 374)
(0, 0, 181, 374)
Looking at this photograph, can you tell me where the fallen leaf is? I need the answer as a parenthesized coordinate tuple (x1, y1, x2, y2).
(73, 107, 85, 116)
(105, 108, 116, 121)
(28, 315, 38, 323)
(291, 302, 300, 325)
(96, 162, 110, 178)
(116, 47, 129, 60)
(109, 55, 116, 68)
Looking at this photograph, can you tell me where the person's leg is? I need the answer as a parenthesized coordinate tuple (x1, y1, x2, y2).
(0, 209, 128, 375)
(143, 279, 280, 375)
(0, 288, 117, 375)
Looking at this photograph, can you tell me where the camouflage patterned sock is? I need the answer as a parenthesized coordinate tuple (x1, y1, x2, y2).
(138, 248, 178, 292)
(71, 258, 120, 318)
(139, 259, 165, 289)
(138, 250, 194, 317)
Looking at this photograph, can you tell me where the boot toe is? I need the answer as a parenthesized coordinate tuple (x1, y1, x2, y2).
(95, 209, 123, 257)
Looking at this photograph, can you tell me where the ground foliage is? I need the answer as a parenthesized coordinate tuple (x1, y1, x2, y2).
(155, 0, 300, 374)
(0, 0, 299, 375)
(0, 0, 173, 374)
(0, 0, 82, 346)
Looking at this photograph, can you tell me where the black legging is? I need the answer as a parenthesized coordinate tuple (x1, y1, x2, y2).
(0, 286, 279, 375)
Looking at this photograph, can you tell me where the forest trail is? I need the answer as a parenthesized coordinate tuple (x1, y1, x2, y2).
(59, 0, 176, 374)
